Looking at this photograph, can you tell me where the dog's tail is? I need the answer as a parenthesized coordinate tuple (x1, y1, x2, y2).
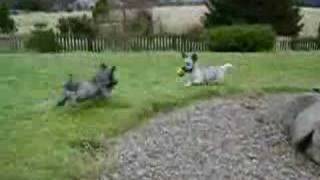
(100, 63, 108, 70)
(222, 63, 233, 69)
(57, 97, 68, 107)
(68, 74, 73, 81)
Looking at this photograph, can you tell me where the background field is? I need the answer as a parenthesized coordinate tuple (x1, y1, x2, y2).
(12, 11, 92, 35)
(12, 6, 320, 36)
(1, 52, 320, 180)
(300, 7, 320, 37)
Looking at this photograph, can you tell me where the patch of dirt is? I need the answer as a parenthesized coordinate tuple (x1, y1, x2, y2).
(100, 93, 320, 180)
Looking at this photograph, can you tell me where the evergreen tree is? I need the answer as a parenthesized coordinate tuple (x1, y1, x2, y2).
(92, 0, 110, 22)
(318, 23, 320, 39)
(0, 3, 15, 33)
(204, 0, 303, 36)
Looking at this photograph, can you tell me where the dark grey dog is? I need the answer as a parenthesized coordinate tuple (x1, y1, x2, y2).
(57, 63, 118, 106)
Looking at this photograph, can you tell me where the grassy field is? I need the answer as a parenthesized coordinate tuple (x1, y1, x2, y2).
(1, 52, 320, 180)
(12, 6, 320, 36)
(300, 7, 320, 37)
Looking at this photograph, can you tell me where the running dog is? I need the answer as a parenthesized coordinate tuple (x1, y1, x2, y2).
(57, 63, 118, 106)
(178, 52, 233, 86)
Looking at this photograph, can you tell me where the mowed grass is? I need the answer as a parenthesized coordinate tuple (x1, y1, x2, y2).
(1, 52, 320, 180)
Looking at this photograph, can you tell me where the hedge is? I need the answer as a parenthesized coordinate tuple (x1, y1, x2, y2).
(207, 25, 276, 52)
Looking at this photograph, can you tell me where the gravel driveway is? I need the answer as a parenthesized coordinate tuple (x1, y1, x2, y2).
(100, 94, 320, 180)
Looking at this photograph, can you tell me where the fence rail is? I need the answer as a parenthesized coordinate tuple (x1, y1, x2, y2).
(0, 35, 24, 51)
(55, 35, 209, 52)
(1, 35, 320, 52)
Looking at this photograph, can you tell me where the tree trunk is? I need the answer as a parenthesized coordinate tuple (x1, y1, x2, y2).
(121, 7, 127, 35)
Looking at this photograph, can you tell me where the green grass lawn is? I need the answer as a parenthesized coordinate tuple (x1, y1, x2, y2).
(1, 52, 320, 180)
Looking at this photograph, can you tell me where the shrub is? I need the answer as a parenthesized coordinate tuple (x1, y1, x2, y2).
(57, 15, 98, 38)
(92, 0, 110, 22)
(57, 15, 98, 51)
(33, 22, 48, 29)
(204, 0, 303, 36)
(183, 24, 205, 40)
(26, 26, 61, 53)
(14, 0, 53, 11)
(207, 25, 276, 52)
(126, 10, 153, 36)
(0, 3, 16, 33)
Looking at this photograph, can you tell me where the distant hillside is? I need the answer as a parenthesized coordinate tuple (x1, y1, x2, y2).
(11, 6, 320, 37)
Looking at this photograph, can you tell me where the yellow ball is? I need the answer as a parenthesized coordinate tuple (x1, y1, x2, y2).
(177, 67, 184, 77)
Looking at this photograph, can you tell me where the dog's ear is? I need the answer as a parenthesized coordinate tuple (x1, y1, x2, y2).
(191, 53, 198, 62)
(68, 74, 73, 81)
(181, 52, 187, 59)
(111, 66, 116, 72)
(100, 63, 108, 70)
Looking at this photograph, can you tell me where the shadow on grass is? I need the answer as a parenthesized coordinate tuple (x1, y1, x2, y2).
(56, 96, 132, 115)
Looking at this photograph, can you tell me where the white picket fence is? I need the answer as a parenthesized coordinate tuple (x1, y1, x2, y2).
(275, 37, 320, 51)
(55, 35, 209, 52)
(1, 35, 320, 52)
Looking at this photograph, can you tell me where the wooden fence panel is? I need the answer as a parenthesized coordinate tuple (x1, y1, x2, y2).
(276, 37, 320, 51)
(0, 35, 23, 51)
(4, 35, 320, 52)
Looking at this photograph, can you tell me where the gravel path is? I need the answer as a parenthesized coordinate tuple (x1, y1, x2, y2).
(101, 94, 320, 180)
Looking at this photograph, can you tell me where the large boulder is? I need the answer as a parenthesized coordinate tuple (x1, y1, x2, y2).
(290, 99, 320, 164)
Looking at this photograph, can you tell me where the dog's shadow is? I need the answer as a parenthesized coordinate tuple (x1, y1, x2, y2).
(55, 96, 131, 115)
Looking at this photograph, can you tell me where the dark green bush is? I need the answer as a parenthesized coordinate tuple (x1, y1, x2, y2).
(14, 0, 53, 11)
(183, 24, 205, 41)
(26, 28, 61, 53)
(0, 3, 16, 33)
(126, 10, 153, 36)
(92, 0, 110, 22)
(204, 0, 303, 36)
(33, 22, 48, 29)
(207, 25, 276, 52)
(57, 15, 98, 51)
(57, 15, 98, 38)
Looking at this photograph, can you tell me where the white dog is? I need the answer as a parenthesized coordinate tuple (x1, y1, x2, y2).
(179, 52, 233, 86)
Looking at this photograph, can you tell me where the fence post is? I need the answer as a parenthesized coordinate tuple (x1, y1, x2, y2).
(172, 35, 176, 51)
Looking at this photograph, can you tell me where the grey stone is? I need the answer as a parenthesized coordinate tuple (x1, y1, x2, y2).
(291, 101, 320, 145)
(100, 94, 320, 180)
(291, 101, 320, 164)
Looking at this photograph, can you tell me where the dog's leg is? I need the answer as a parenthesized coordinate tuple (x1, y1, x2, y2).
(69, 93, 80, 106)
(99, 87, 111, 99)
(193, 82, 205, 86)
(184, 81, 193, 87)
(57, 96, 69, 107)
